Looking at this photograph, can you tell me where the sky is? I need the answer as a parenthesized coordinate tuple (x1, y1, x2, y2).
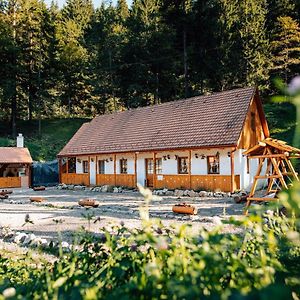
(44, 0, 132, 8)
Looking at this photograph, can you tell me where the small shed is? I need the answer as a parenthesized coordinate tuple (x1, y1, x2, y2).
(243, 138, 300, 211)
(0, 146, 33, 188)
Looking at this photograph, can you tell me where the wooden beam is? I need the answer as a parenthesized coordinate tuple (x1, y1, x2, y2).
(230, 148, 235, 193)
(188, 150, 192, 189)
(247, 197, 277, 202)
(284, 158, 299, 181)
(255, 175, 281, 179)
(114, 154, 117, 186)
(153, 152, 156, 189)
(248, 154, 287, 159)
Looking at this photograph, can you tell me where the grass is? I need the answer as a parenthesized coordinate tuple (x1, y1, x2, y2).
(0, 102, 297, 162)
(0, 118, 90, 161)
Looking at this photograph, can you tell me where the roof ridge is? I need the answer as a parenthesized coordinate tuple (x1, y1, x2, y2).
(95, 86, 256, 120)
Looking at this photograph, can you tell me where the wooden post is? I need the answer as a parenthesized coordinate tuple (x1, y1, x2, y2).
(134, 153, 137, 187)
(114, 154, 117, 186)
(230, 148, 235, 193)
(188, 150, 192, 189)
(88, 156, 90, 186)
(153, 152, 156, 189)
(58, 158, 62, 184)
(66, 157, 69, 174)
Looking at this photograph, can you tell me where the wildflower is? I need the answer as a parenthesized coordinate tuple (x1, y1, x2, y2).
(155, 237, 168, 250)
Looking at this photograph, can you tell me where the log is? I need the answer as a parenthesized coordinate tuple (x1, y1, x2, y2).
(172, 203, 197, 215)
(33, 186, 46, 191)
(78, 199, 99, 208)
(233, 194, 248, 204)
(30, 197, 45, 203)
(0, 190, 13, 196)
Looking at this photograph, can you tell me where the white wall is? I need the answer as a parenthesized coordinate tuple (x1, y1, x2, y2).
(90, 156, 96, 185)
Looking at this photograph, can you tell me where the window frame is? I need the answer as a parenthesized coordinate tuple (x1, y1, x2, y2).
(82, 160, 89, 174)
(178, 157, 189, 174)
(67, 157, 76, 174)
(120, 159, 128, 174)
(98, 160, 105, 174)
(207, 155, 220, 174)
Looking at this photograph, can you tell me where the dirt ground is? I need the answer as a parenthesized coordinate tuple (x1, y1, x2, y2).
(0, 187, 245, 241)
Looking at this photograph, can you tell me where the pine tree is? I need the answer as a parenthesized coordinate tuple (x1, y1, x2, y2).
(271, 16, 300, 83)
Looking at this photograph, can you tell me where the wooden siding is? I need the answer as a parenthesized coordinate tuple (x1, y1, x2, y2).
(96, 174, 115, 186)
(155, 175, 240, 192)
(238, 96, 265, 149)
(116, 174, 135, 188)
(61, 173, 89, 186)
(0, 177, 21, 188)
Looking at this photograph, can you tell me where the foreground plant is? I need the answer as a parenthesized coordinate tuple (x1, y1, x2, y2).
(0, 184, 299, 300)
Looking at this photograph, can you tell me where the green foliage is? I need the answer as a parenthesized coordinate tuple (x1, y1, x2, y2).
(0, 184, 300, 299)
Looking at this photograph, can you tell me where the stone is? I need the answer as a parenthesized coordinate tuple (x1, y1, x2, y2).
(162, 188, 168, 194)
(174, 189, 184, 197)
(68, 185, 74, 190)
(113, 187, 119, 193)
(101, 185, 114, 193)
(23, 233, 36, 245)
(183, 190, 189, 196)
(212, 216, 222, 225)
(198, 191, 208, 197)
(14, 232, 27, 244)
(61, 241, 70, 249)
(165, 191, 174, 196)
(187, 190, 197, 197)
(74, 185, 84, 190)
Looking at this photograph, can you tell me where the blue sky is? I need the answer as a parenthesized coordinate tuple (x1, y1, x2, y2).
(44, 0, 132, 8)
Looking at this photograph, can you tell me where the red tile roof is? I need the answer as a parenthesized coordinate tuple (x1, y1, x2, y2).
(58, 86, 260, 156)
(0, 147, 33, 163)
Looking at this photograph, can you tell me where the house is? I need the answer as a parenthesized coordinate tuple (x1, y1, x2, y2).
(0, 134, 33, 188)
(57, 86, 269, 192)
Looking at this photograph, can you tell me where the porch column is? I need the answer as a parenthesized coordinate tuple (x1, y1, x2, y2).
(230, 148, 235, 193)
(58, 158, 62, 183)
(188, 150, 192, 189)
(114, 154, 117, 186)
(88, 156, 91, 186)
(153, 152, 156, 189)
(134, 152, 137, 187)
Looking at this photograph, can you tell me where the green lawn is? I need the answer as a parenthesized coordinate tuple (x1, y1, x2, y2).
(0, 102, 297, 162)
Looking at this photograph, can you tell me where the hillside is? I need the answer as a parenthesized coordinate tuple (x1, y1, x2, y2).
(0, 102, 296, 162)
(0, 118, 90, 161)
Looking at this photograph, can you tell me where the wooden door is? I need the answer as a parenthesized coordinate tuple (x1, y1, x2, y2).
(145, 158, 154, 187)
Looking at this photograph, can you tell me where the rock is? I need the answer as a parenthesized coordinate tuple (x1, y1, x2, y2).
(68, 184, 74, 190)
(174, 189, 184, 197)
(74, 185, 84, 190)
(198, 191, 208, 197)
(14, 232, 27, 244)
(23, 233, 36, 245)
(183, 190, 189, 196)
(165, 191, 174, 196)
(212, 216, 222, 225)
(188, 190, 197, 197)
(118, 187, 123, 193)
(162, 188, 168, 194)
(113, 187, 119, 193)
(101, 185, 114, 193)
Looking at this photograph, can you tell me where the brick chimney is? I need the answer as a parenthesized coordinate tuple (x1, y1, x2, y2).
(17, 133, 24, 148)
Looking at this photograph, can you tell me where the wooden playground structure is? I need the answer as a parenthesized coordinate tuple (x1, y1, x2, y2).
(243, 138, 300, 212)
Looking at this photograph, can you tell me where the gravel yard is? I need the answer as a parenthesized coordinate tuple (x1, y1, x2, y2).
(0, 187, 245, 242)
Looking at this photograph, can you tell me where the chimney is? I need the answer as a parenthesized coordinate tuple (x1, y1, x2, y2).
(17, 133, 24, 148)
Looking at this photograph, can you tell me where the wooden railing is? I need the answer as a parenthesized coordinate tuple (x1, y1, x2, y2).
(61, 173, 89, 186)
(0, 177, 21, 188)
(155, 174, 240, 192)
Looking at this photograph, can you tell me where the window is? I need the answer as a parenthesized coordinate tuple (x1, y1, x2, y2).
(207, 156, 219, 174)
(68, 157, 76, 173)
(120, 159, 127, 174)
(146, 158, 162, 174)
(156, 158, 162, 174)
(98, 160, 105, 174)
(178, 157, 188, 174)
(83, 160, 89, 173)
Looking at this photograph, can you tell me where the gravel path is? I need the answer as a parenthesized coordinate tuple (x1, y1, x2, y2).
(0, 187, 245, 242)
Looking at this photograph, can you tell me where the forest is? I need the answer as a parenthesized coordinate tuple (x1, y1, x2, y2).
(0, 0, 300, 138)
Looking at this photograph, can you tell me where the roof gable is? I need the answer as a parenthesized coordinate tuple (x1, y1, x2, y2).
(58, 86, 259, 156)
